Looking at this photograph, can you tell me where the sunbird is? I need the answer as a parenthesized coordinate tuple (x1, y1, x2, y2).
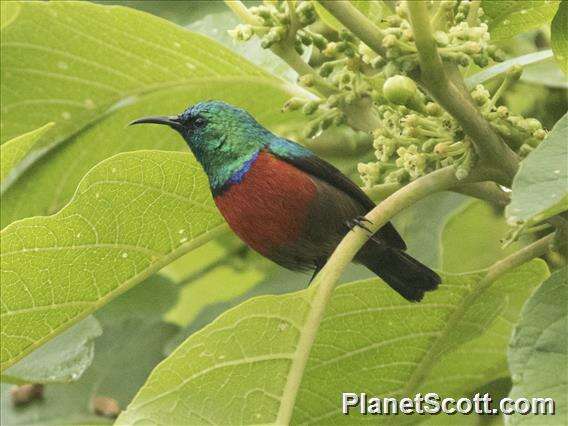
(131, 101, 440, 301)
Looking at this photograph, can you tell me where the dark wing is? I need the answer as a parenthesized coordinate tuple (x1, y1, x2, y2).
(268, 139, 407, 250)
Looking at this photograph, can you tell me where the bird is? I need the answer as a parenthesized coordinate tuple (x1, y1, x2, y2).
(131, 101, 440, 302)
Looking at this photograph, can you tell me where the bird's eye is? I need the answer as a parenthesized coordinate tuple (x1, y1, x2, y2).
(193, 117, 207, 128)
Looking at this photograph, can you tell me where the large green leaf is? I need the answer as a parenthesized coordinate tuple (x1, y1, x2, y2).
(0, 1, 264, 146)
(0, 150, 225, 371)
(442, 200, 524, 272)
(507, 268, 567, 425)
(0, 275, 180, 425)
(521, 57, 568, 89)
(1, 316, 101, 385)
(393, 192, 468, 269)
(0, 123, 53, 189)
(482, 1, 560, 41)
(0, 1, 307, 227)
(117, 261, 547, 425)
(551, 1, 568, 74)
(506, 113, 568, 226)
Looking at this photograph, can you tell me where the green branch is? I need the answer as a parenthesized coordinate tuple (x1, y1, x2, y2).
(405, 1, 520, 185)
(453, 182, 511, 207)
(478, 233, 554, 289)
(317, 1, 386, 56)
(276, 166, 464, 424)
(224, 0, 261, 26)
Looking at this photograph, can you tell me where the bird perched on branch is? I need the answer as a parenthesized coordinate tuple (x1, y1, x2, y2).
(131, 101, 440, 301)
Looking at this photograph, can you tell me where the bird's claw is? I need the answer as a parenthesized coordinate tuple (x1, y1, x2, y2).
(346, 216, 374, 234)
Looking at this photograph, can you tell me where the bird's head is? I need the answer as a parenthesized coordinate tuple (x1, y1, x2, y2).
(131, 101, 271, 189)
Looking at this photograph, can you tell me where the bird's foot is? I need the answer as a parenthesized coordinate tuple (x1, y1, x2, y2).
(345, 216, 374, 234)
(346, 216, 385, 245)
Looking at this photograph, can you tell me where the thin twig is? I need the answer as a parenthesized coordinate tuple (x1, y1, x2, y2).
(478, 233, 554, 289)
(317, 1, 386, 56)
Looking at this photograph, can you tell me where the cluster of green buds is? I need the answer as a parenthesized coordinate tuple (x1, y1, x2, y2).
(228, 1, 317, 53)
(282, 96, 346, 138)
(358, 76, 474, 187)
(470, 82, 546, 158)
(378, 1, 505, 76)
(229, 1, 545, 191)
(358, 73, 546, 189)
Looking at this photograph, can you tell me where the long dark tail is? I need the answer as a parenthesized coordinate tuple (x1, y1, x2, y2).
(358, 245, 441, 302)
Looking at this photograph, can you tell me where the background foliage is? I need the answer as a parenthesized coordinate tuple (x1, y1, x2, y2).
(0, 1, 566, 425)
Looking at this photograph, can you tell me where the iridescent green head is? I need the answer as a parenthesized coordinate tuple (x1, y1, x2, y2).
(131, 101, 271, 190)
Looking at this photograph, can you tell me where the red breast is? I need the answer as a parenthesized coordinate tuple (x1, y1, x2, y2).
(213, 151, 317, 256)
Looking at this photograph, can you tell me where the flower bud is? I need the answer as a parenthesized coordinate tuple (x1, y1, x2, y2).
(434, 31, 450, 46)
(521, 118, 542, 132)
(497, 106, 509, 118)
(228, 24, 253, 42)
(426, 102, 443, 116)
(319, 62, 334, 77)
(302, 100, 320, 115)
(463, 41, 481, 54)
(323, 42, 339, 57)
(382, 34, 398, 48)
(473, 54, 489, 67)
(383, 75, 418, 106)
(299, 74, 315, 87)
(282, 97, 306, 112)
(386, 15, 403, 27)
(311, 33, 328, 50)
(533, 129, 546, 140)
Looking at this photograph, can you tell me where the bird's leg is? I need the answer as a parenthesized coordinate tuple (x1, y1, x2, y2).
(346, 216, 385, 246)
(345, 216, 374, 234)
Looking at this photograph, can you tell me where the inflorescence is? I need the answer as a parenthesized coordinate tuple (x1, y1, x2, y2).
(229, 0, 546, 189)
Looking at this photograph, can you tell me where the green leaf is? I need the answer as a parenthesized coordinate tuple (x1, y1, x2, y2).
(521, 57, 568, 89)
(0, 123, 54, 189)
(0, 1, 265, 146)
(0, 150, 225, 371)
(117, 261, 548, 425)
(0, 1, 306, 227)
(1, 316, 101, 384)
(163, 243, 267, 327)
(0, 1, 20, 30)
(507, 267, 568, 425)
(187, 11, 298, 82)
(506, 113, 568, 226)
(465, 50, 554, 89)
(551, 1, 568, 74)
(0, 275, 180, 425)
(442, 200, 524, 272)
(482, 1, 560, 41)
(393, 191, 468, 269)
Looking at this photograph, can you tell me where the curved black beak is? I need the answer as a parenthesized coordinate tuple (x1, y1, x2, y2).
(129, 115, 183, 131)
